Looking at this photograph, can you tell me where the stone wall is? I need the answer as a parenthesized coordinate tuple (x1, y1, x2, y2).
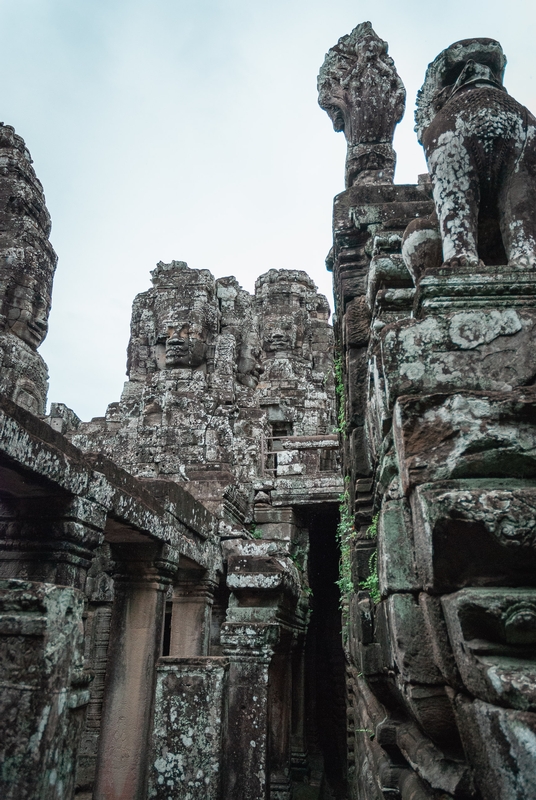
(321, 22, 536, 800)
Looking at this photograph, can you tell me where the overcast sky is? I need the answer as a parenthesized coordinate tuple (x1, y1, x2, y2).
(0, 0, 534, 420)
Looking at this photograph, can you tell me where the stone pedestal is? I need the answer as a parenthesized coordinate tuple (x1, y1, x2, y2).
(93, 542, 178, 800)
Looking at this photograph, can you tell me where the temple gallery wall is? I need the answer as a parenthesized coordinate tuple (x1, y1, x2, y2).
(1, 20, 536, 800)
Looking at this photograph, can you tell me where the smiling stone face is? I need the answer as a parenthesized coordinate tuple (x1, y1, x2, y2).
(165, 325, 208, 369)
(262, 318, 297, 354)
(4, 278, 49, 348)
(0, 126, 57, 414)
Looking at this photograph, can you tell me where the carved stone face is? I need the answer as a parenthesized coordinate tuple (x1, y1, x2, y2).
(165, 325, 207, 368)
(263, 319, 298, 354)
(5, 280, 49, 349)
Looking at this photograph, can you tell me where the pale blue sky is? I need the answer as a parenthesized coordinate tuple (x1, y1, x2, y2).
(0, 0, 534, 419)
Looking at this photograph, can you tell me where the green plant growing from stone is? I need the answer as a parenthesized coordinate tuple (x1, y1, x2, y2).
(334, 354, 346, 438)
(290, 545, 307, 571)
(336, 487, 355, 602)
(356, 728, 375, 739)
(249, 525, 262, 539)
(359, 550, 380, 604)
(366, 512, 379, 539)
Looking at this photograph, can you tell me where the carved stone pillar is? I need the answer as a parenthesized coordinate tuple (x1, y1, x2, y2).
(221, 537, 302, 799)
(290, 633, 308, 779)
(93, 541, 178, 800)
(75, 545, 115, 794)
(169, 569, 216, 657)
(221, 621, 279, 800)
(0, 495, 105, 591)
(268, 638, 293, 800)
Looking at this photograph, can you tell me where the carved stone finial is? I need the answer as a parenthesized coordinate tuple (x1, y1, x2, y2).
(318, 21, 406, 187)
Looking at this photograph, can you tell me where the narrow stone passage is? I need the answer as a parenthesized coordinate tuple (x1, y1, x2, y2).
(303, 509, 348, 800)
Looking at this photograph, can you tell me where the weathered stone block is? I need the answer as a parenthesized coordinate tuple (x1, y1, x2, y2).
(394, 719, 470, 795)
(452, 695, 536, 800)
(418, 593, 461, 688)
(393, 390, 536, 493)
(148, 657, 229, 800)
(411, 479, 536, 592)
(385, 593, 443, 685)
(377, 499, 419, 594)
(442, 588, 536, 711)
(415, 264, 536, 314)
(400, 683, 460, 752)
(0, 579, 88, 800)
(381, 309, 536, 404)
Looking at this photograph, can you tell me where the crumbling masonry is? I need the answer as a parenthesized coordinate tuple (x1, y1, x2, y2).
(1, 21, 536, 800)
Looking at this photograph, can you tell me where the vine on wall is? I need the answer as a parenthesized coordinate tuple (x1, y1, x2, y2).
(336, 487, 355, 600)
(334, 354, 346, 437)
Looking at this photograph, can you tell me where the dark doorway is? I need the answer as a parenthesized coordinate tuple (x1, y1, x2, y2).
(304, 506, 347, 799)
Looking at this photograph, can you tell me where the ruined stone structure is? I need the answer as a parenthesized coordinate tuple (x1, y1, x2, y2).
(321, 23, 536, 800)
(0, 123, 345, 799)
(1, 20, 536, 800)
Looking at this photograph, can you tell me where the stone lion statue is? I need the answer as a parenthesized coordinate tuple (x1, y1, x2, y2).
(410, 37, 536, 272)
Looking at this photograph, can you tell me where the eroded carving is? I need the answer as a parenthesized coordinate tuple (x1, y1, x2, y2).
(416, 38, 536, 270)
(0, 125, 57, 414)
(318, 21, 405, 187)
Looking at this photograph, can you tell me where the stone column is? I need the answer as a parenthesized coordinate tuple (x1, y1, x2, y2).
(93, 541, 178, 800)
(169, 569, 216, 657)
(75, 545, 115, 794)
(290, 633, 308, 780)
(221, 621, 279, 800)
(268, 639, 293, 800)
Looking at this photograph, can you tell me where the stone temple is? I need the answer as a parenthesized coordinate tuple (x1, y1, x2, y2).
(1, 21, 536, 800)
